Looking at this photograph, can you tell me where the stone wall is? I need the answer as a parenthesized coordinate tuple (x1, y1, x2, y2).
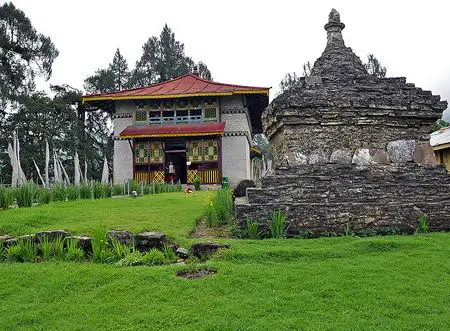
(236, 163, 450, 236)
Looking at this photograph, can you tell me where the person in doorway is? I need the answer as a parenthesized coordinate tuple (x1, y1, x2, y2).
(168, 161, 175, 183)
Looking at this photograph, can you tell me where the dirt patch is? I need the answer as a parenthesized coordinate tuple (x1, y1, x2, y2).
(190, 219, 233, 238)
(176, 268, 217, 279)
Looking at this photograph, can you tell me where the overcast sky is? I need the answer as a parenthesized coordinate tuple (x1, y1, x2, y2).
(13, 0, 450, 119)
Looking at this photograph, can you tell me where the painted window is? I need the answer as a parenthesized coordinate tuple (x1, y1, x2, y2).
(203, 140, 219, 161)
(135, 110, 147, 122)
(188, 141, 203, 162)
(204, 108, 217, 121)
(149, 142, 164, 164)
(135, 143, 148, 164)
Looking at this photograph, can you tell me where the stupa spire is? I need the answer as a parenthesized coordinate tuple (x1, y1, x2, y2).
(324, 9, 345, 48)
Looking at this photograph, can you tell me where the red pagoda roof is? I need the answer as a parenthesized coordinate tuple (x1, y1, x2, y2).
(119, 122, 226, 139)
(82, 74, 269, 102)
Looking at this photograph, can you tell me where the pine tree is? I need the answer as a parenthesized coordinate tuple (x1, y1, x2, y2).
(364, 54, 387, 78)
(108, 48, 130, 91)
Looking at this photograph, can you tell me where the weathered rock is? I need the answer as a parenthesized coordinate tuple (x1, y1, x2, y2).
(35, 230, 70, 242)
(108, 231, 133, 245)
(329, 148, 352, 164)
(387, 140, 415, 163)
(370, 149, 391, 164)
(176, 247, 190, 259)
(191, 242, 230, 259)
(65, 236, 92, 253)
(134, 231, 166, 251)
(0, 235, 12, 243)
(234, 179, 256, 198)
(308, 149, 329, 164)
(413, 144, 437, 165)
(352, 148, 372, 165)
(3, 238, 17, 247)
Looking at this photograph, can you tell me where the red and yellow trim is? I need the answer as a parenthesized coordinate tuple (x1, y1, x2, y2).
(120, 132, 222, 139)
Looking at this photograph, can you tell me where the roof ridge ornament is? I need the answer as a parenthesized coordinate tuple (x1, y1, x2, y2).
(324, 9, 345, 48)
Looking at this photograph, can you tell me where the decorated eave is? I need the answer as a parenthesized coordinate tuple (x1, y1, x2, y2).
(119, 122, 225, 139)
(81, 74, 270, 133)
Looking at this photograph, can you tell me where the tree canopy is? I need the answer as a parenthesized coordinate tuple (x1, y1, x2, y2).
(0, 2, 58, 112)
(363, 54, 387, 78)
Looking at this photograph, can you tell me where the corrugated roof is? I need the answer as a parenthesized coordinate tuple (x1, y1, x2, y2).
(82, 74, 269, 102)
(119, 122, 226, 139)
(430, 126, 450, 148)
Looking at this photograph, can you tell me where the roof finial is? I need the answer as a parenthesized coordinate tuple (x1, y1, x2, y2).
(192, 65, 199, 76)
(324, 9, 345, 48)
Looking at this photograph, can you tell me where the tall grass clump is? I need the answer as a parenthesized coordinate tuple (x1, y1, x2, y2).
(15, 183, 37, 208)
(92, 182, 104, 199)
(112, 184, 124, 196)
(143, 248, 166, 266)
(206, 189, 234, 227)
(52, 184, 67, 202)
(65, 239, 84, 261)
(416, 214, 430, 234)
(91, 224, 113, 263)
(0, 186, 13, 210)
(163, 245, 177, 263)
(39, 236, 53, 261)
(36, 187, 52, 205)
(128, 179, 140, 195)
(79, 184, 92, 200)
(176, 181, 182, 192)
(268, 209, 287, 239)
(16, 237, 38, 262)
(110, 238, 132, 261)
(0, 241, 4, 261)
(66, 185, 79, 201)
(245, 219, 260, 239)
(53, 236, 65, 260)
(103, 184, 112, 198)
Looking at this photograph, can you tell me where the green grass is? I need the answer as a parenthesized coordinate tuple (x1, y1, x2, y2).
(0, 233, 448, 329)
(0, 192, 449, 329)
(0, 192, 209, 240)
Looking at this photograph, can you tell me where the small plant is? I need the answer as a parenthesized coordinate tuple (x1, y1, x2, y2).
(65, 239, 84, 261)
(112, 184, 124, 196)
(206, 189, 234, 227)
(103, 184, 112, 198)
(79, 184, 92, 199)
(0, 241, 4, 261)
(110, 238, 132, 261)
(268, 209, 287, 239)
(39, 236, 53, 261)
(142, 248, 166, 266)
(6, 244, 23, 262)
(53, 236, 65, 260)
(176, 181, 182, 192)
(15, 183, 37, 208)
(245, 219, 260, 239)
(193, 177, 202, 191)
(163, 245, 177, 263)
(36, 188, 52, 205)
(416, 215, 430, 234)
(52, 184, 67, 202)
(16, 237, 38, 262)
(0, 186, 13, 210)
(116, 251, 143, 266)
(66, 185, 79, 201)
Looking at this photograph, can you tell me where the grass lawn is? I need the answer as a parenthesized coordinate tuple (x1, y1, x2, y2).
(0, 191, 210, 241)
(0, 194, 449, 330)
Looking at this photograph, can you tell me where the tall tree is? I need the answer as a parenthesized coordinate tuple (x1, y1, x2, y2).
(130, 24, 212, 86)
(0, 2, 58, 113)
(84, 48, 130, 94)
(364, 54, 387, 78)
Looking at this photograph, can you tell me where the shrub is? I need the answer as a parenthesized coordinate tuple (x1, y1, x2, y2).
(0, 241, 4, 261)
(66, 185, 79, 201)
(245, 219, 260, 239)
(39, 236, 53, 261)
(268, 209, 287, 239)
(128, 179, 140, 195)
(163, 245, 177, 263)
(15, 183, 37, 208)
(112, 184, 124, 196)
(79, 184, 92, 200)
(176, 181, 182, 192)
(416, 215, 430, 234)
(36, 187, 52, 205)
(65, 239, 84, 261)
(103, 184, 112, 198)
(52, 184, 67, 202)
(16, 237, 38, 262)
(143, 248, 166, 266)
(0, 186, 13, 210)
(116, 251, 143, 266)
(193, 177, 202, 191)
(206, 203, 219, 227)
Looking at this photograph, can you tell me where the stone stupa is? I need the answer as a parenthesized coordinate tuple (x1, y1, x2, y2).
(236, 9, 450, 236)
